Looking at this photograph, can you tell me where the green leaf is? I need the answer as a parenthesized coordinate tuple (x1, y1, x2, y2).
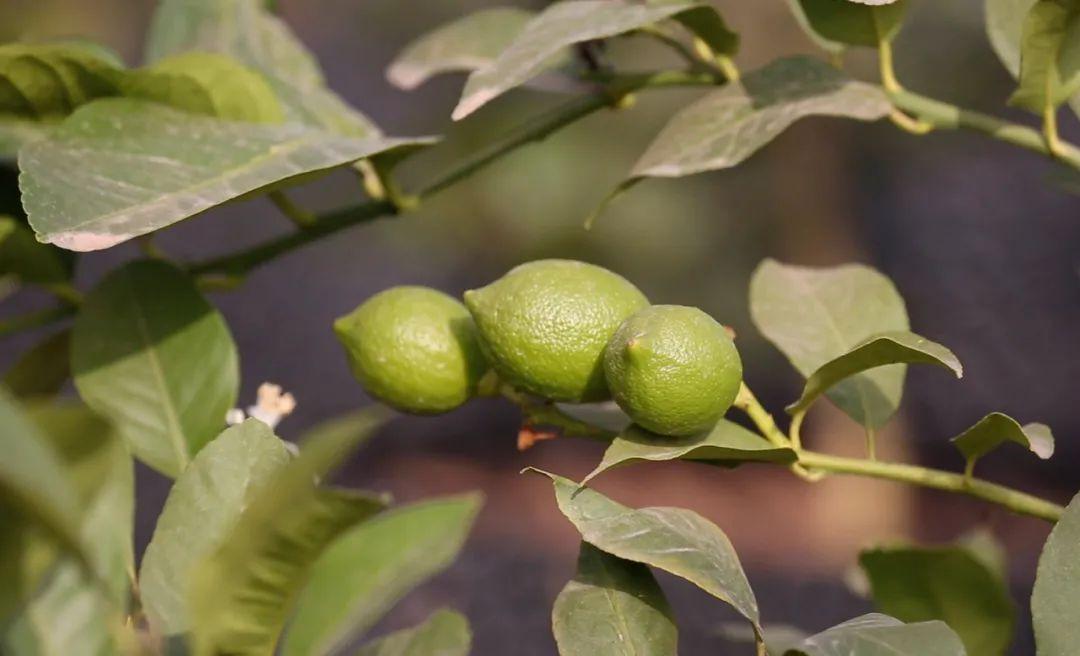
(670, 5, 739, 57)
(188, 406, 392, 656)
(784, 614, 966, 655)
(71, 259, 239, 477)
(0, 42, 122, 118)
(795, 0, 909, 48)
(1008, 0, 1080, 112)
(530, 469, 759, 627)
(452, 0, 729, 120)
(1032, 491, 1080, 655)
(555, 402, 632, 433)
(0, 216, 68, 284)
(145, 0, 380, 137)
(139, 419, 292, 637)
(283, 493, 481, 656)
(749, 258, 910, 429)
(787, 331, 962, 415)
(860, 545, 1014, 656)
(388, 8, 537, 90)
(582, 420, 797, 486)
(785, 0, 846, 54)
(21, 99, 419, 251)
(552, 542, 677, 656)
(629, 57, 890, 180)
(4, 329, 71, 399)
(355, 609, 471, 656)
(987, 0, 1037, 77)
(119, 52, 284, 123)
(951, 412, 1054, 462)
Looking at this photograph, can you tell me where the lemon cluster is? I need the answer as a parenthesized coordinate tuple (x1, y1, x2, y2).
(334, 259, 743, 436)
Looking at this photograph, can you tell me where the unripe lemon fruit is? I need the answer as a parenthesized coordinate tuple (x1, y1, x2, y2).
(604, 305, 742, 436)
(334, 286, 487, 414)
(464, 259, 648, 402)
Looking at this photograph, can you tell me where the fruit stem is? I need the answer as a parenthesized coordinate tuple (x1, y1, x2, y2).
(733, 383, 789, 448)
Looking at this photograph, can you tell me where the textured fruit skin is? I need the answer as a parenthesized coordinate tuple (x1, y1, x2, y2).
(334, 286, 487, 414)
(464, 260, 649, 402)
(604, 305, 742, 436)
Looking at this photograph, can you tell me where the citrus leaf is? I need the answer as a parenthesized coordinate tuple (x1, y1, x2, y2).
(452, 0, 729, 120)
(670, 5, 739, 57)
(951, 412, 1054, 462)
(1032, 491, 1080, 655)
(388, 8, 537, 90)
(119, 52, 284, 123)
(987, 0, 1037, 77)
(749, 258, 910, 429)
(145, 0, 380, 137)
(0, 216, 68, 284)
(787, 331, 962, 415)
(785, 0, 846, 54)
(795, 0, 909, 48)
(355, 609, 471, 656)
(20, 99, 419, 251)
(860, 545, 1014, 656)
(0, 42, 122, 118)
(629, 57, 890, 179)
(188, 406, 392, 656)
(71, 260, 239, 478)
(0, 118, 52, 158)
(784, 614, 966, 656)
(530, 469, 759, 627)
(139, 419, 292, 637)
(3, 329, 71, 399)
(1008, 0, 1080, 112)
(552, 542, 677, 656)
(555, 402, 633, 433)
(582, 420, 797, 486)
(283, 493, 482, 656)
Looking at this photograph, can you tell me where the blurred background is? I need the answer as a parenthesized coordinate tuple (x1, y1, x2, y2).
(2, 0, 1079, 653)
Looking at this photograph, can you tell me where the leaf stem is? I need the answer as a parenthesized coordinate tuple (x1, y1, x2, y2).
(865, 427, 877, 461)
(269, 191, 316, 228)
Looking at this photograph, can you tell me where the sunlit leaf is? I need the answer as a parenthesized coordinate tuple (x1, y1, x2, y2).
(139, 419, 292, 637)
(388, 8, 537, 90)
(188, 406, 392, 656)
(4, 329, 71, 399)
(283, 493, 482, 656)
(860, 545, 1014, 655)
(951, 412, 1054, 463)
(530, 469, 759, 627)
(795, 0, 909, 48)
(552, 542, 676, 656)
(582, 420, 796, 485)
(355, 609, 471, 656)
(1008, 0, 1080, 112)
(1032, 491, 1080, 655)
(452, 0, 732, 120)
(749, 258, 910, 429)
(784, 613, 966, 655)
(71, 260, 239, 477)
(629, 57, 890, 179)
(787, 331, 961, 415)
(21, 99, 420, 251)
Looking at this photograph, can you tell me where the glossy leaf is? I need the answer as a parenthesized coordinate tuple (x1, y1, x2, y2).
(531, 469, 759, 627)
(750, 258, 910, 429)
(0, 216, 68, 284)
(787, 331, 962, 415)
(119, 52, 283, 123)
(951, 412, 1054, 462)
(145, 0, 379, 137)
(21, 99, 419, 251)
(860, 545, 1014, 655)
(1008, 0, 1080, 112)
(552, 542, 677, 656)
(1032, 491, 1080, 655)
(629, 57, 890, 179)
(139, 419, 292, 637)
(283, 493, 482, 656)
(784, 613, 966, 655)
(555, 402, 632, 433)
(71, 260, 238, 477)
(355, 609, 471, 656)
(452, 0, 729, 120)
(188, 406, 392, 656)
(388, 8, 537, 90)
(795, 0, 909, 47)
(582, 420, 797, 485)
(4, 329, 71, 399)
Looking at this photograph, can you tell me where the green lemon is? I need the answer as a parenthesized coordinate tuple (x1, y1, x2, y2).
(604, 305, 742, 436)
(334, 286, 487, 414)
(464, 259, 649, 402)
